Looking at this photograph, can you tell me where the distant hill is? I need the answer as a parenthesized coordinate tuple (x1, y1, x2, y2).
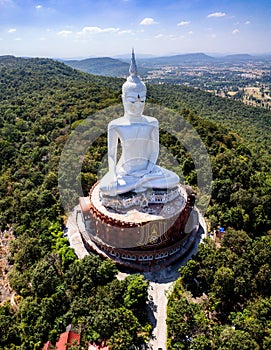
(138, 53, 216, 66)
(62, 53, 271, 78)
(219, 53, 271, 62)
(64, 57, 132, 77)
(0, 55, 16, 61)
(221, 54, 254, 61)
(63, 54, 216, 77)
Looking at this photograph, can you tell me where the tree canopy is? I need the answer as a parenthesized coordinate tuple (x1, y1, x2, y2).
(0, 55, 270, 349)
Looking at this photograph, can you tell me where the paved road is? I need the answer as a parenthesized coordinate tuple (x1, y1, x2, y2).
(66, 206, 89, 259)
(146, 281, 171, 350)
(143, 230, 203, 350)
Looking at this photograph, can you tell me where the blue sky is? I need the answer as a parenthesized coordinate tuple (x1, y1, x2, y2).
(0, 0, 270, 58)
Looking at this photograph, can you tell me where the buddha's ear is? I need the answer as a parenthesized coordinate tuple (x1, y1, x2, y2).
(122, 95, 128, 112)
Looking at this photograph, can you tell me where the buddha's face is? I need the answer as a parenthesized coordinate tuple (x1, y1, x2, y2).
(122, 91, 146, 118)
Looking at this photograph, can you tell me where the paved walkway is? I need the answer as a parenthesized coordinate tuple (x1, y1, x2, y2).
(65, 206, 89, 259)
(144, 228, 203, 350)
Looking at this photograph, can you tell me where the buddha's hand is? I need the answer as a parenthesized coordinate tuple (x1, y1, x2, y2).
(131, 169, 149, 178)
(146, 161, 155, 172)
(131, 161, 156, 177)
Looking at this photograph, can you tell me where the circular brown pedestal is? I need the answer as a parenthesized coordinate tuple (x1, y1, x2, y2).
(79, 183, 200, 271)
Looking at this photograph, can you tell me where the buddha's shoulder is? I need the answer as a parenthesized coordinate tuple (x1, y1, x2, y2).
(108, 117, 126, 128)
(108, 115, 158, 128)
(142, 115, 158, 125)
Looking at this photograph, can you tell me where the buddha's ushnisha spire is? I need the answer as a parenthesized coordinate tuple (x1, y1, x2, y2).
(129, 48, 138, 76)
(122, 48, 146, 96)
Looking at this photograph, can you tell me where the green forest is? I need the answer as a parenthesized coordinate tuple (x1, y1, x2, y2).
(0, 56, 270, 349)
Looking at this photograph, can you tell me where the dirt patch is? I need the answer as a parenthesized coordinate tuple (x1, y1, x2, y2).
(0, 227, 15, 304)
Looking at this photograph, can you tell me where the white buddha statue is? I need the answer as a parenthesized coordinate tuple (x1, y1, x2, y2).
(99, 50, 179, 197)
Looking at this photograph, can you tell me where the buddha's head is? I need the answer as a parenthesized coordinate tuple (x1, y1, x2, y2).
(122, 49, 146, 118)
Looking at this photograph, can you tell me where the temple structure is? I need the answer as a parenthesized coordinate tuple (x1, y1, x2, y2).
(78, 50, 201, 271)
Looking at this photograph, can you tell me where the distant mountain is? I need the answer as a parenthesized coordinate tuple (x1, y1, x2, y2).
(0, 55, 17, 62)
(63, 57, 131, 77)
(62, 52, 271, 77)
(138, 53, 216, 66)
(63, 54, 216, 78)
(221, 54, 255, 60)
(113, 53, 156, 59)
(0, 55, 15, 58)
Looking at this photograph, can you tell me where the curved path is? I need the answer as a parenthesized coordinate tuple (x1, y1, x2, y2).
(143, 229, 203, 350)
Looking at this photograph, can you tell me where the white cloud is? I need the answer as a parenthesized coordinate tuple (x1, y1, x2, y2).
(139, 17, 158, 26)
(77, 26, 120, 35)
(177, 21, 190, 26)
(155, 34, 178, 40)
(8, 28, 16, 33)
(245, 20, 251, 25)
(35, 5, 56, 14)
(118, 30, 133, 35)
(14, 37, 21, 41)
(207, 12, 226, 18)
(232, 29, 240, 35)
(188, 31, 193, 35)
(57, 30, 73, 37)
(155, 34, 165, 39)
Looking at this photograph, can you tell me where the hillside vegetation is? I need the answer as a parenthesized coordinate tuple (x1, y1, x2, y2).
(147, 84, 271, 161)
(0, 56, 270, 349)
(63, 57, 130, 77)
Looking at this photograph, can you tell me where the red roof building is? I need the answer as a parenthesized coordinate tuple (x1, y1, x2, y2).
(55, 326, 80, 350)
(42, 325, 80, 350)
(42, 341, 52, 350)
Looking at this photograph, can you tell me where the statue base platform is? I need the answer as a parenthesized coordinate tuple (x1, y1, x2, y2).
(78, 182, 200, 271)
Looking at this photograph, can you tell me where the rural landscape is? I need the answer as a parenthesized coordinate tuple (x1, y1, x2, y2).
(65, 53, 271, 110)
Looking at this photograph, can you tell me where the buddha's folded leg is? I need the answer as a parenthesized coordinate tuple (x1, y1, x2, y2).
(137, 166, 179, 189)
(117, 175, 145, 194)
(100, 165, 179, 196)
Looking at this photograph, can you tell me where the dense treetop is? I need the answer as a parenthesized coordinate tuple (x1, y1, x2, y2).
(0, 56, 270, 349)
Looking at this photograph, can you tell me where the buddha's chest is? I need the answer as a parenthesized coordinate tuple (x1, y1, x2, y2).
(117, 124, 154, 141)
